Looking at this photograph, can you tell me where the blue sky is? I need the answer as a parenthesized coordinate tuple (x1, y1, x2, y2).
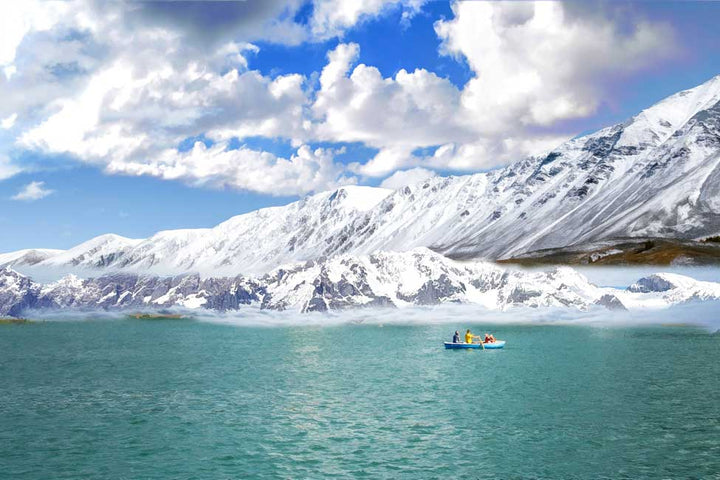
(1, 1, 719, 251)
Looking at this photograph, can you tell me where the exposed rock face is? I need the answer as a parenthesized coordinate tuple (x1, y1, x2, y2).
(398, 274, 466, 305)
(0, 268, 41, 317)
(2, 250, 719, 318)
(595, 294, 627, 311)
(629, 275, 676, 293)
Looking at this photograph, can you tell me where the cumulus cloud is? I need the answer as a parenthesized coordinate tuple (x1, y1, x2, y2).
(0, 0, 395, 190)
(314, 46, 470, 148)
(435, 2, 676, 131)
(8, 2, 321, 194)
(310, 0, 426, 39)
(379, 167, 436, 190)
(11, 181, 54, 201)
(352, 147, 416, 177)
(106, 142, 356, 196)
(0, 0, 679, 193)
(0, 1, 69, 66)
(19, 58, 310, 162)
(310, 1, 676, 176)
(313, 43, 474, 175)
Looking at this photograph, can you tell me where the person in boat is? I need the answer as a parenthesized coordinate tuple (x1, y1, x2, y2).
(465, 329, 480, 344)
(452, 331, 461, 343)
(484, 333, 496, 343)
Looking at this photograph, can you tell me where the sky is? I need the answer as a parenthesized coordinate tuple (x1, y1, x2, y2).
(1, 0, 719, 252)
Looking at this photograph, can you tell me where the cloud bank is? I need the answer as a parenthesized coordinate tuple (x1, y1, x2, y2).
(0, 1, 678, 195)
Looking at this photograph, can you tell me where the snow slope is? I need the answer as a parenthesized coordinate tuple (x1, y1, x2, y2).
(40, 234, 143, 267)
(3, 75, 720, 275)
(0, 249, 64, 268)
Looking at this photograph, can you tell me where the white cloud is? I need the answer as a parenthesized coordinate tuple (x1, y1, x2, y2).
(310, 0, 426, 39)
(380, 167, 436, 190)
(435, 2, 676, 131)
(9, 2, 438, 192)
(313, 43, 473, 153)
(313, 2, 678, 176)
(350, 147, 415, 177)
(311, 40, 577, 176)
(1, 0, 679, 193)
(105, 141, 356, 196)
(19, 56, 310, 163)
(0, 1, 69, 66)
(5, 2, 322, 193)
(1, 113, 16, 129)
(11, 181, 54, 201)
(420, 134, 570, 172)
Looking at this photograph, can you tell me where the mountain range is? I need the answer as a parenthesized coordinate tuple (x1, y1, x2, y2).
(2, 75, 720, 276)
(4, 248, 720, 318)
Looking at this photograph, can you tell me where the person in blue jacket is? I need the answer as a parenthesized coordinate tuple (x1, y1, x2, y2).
(452, 330, 461, 343)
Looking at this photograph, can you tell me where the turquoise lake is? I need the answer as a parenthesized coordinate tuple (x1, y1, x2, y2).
(1, 319, 719, 479)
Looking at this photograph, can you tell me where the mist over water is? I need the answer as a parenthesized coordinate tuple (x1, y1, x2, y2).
(24, 298, 720, 334)
(189, 300, 720, 333)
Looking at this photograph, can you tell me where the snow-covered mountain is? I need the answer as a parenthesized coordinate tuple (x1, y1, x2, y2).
(0, 248, 64, 268)
(3, 75, 720, 275)
(2, 248, 719, 318)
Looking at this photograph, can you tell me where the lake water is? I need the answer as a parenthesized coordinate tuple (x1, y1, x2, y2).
(1, 319, 719, 479)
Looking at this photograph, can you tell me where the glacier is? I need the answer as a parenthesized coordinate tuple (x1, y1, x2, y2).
(3, 76, 720, 276)
(2, 248, 720, 319)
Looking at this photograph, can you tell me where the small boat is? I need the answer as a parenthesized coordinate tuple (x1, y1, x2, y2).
(444, 341, 505, 350)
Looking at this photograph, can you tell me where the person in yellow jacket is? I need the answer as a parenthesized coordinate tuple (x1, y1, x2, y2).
(465, 329, 479, 344)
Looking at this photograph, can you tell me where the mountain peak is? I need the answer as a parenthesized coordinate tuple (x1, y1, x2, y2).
(616, 74, 720, 148)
